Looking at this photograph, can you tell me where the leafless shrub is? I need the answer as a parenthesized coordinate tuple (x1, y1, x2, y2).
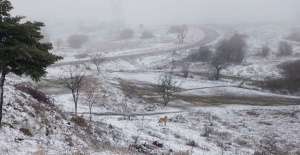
(14, 83, 51, 104)
(255, 133, 290, 155)
(264, 78, 300, 94)
(64, 136, 74, 147)
(53, 106, 68, 120)
(155, 71, 182, 106)
(19, 127, 32, 136)
(119, 81, 137, 119)
(101, 144, 140, 155)
(173, 150, 191, 155)
(277, 41, 293, 56)
(234, 137, 249, 147)
(198, 46, 213, 62)
(83, 80, 101, 121)
(67, 34, 89, 49)
(177, 25, 188, 44)
(246, 110, 260, 117)
(216, 139, 225, 149)
(88, 52, 105, 74)
(181, 63, 190, 78)
(119, 28, 134, 40)
(215, 131, 231, 141)
(71, 116, 88, 127)
(273, 109, 300, 118)
(141, 30, 154, 39)
(264, 60, 300, 94)
(280, 60, 300, 80)
(31, 147, 48, 155)
(120, 81, 136, 100)
(129, 141, 155, 154)
(202, 125, 213, 137)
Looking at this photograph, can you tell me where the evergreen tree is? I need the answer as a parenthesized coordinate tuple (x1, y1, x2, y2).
(0, 0, 63, 125)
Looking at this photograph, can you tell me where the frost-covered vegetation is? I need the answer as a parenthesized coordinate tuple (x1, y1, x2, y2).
(1, 0, 300, 154)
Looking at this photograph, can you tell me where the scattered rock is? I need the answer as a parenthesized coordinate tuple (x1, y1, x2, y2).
(19, 128, 32, 136)
(145, 104, 157, 111)
(152, 141, 163, 148)
(14, 138, 24, 142)
(108, 124, 114, 129)
(169, 115, 187, 123)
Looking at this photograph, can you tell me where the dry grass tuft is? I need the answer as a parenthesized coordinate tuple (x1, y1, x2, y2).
(71, 116, 88, 127)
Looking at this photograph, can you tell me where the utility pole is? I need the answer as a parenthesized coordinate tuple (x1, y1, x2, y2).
(110, 0, 125, 34)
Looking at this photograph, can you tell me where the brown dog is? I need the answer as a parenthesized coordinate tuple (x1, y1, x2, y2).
(158, 116, 168, 126)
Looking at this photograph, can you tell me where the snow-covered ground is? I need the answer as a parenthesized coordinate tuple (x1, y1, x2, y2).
(1, 24, 300, 155)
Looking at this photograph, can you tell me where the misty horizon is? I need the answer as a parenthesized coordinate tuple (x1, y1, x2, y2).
(10, 0, 300, 26)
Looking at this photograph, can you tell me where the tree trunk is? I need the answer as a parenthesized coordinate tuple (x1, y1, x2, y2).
(89, 107, 92, 121)
(0, 71, 7, 126)
(215, 67, 221, 81)
(71, 90, 77, 116)
(75, 89, 79, 116)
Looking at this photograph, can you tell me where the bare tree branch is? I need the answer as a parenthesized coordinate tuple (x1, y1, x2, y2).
(82, 80, 101, 121)
(59, 67, 86, 115)
(155, 71, 182, 106)
(177, 25, 188, 44)
(89, 53, 105, 74)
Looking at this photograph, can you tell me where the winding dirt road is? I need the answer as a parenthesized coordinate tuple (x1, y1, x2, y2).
(51, 27, 219, 67)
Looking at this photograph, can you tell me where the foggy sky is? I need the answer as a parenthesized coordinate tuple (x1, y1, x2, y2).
(10, 0, 300, 25)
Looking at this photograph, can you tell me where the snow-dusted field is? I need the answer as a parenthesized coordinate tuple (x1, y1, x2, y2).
(1, 24, 300, 155)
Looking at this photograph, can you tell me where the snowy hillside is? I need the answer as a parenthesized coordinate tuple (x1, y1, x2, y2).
(1, 24, 300, 155)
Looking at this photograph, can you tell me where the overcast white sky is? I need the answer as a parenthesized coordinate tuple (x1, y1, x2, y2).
(10, 0, 300, 25)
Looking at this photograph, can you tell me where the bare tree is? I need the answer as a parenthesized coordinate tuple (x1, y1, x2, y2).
(83, 81, 101, 121)
(155, 72, 182, 106)
(198, 46, 213, 62)
(181, 63, 190, 78)
(89, 53, 105, 74)
(177, 25, 188, 44)
(120, 81, 136, 119)
(281, 60, 300, 80)
(277, 41, 293, 56)
(216, 33, 247, 64)
(210, 53, 229, 81)
(59, 68, 86, 115)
